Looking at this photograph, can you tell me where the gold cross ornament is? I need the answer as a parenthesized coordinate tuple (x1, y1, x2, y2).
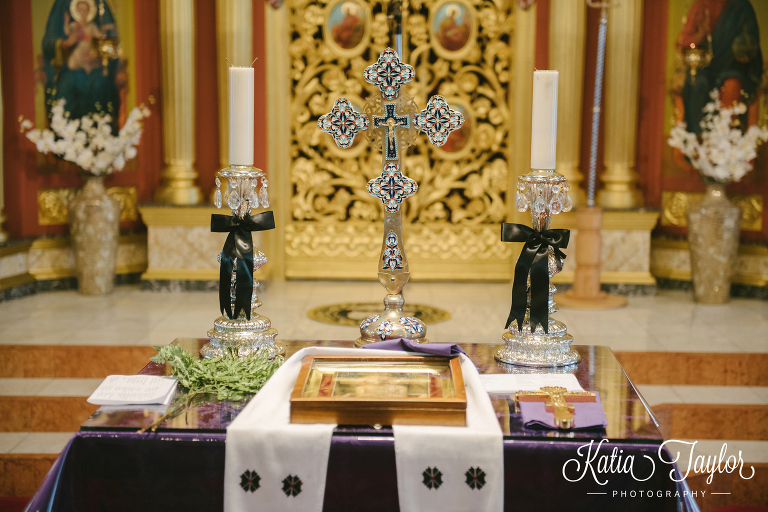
(516, 386, 596, 429)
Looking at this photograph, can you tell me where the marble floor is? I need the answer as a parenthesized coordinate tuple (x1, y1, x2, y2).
(1, 281, 766, 351)
(0, 282, 767, 461)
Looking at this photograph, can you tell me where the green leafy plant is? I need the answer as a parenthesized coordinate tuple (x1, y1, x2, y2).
(139, 345, 283, 433)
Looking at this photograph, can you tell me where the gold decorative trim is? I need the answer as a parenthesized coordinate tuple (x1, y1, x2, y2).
(29, 263, 144, 281)
(109, 187, 139, 221)
(37, 188, 77, 225)
(652, 238, 768, 257)
(141, 268, 221, 281)
(37, 186, 139, 225)
(651, 265, 768, 287)
(0, 242, 33, 258)
(0, 273, 35, 291)
(138, 205, 221, 227)
(31, 233, 145, 251)
(661, 191, 763, 231)
(550, 210, 660, 231)
(552, 271, 657, 286)
(650, 238, 688, 251)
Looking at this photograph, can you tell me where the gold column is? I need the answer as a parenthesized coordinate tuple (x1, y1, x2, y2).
(598, 0, 644, 208)
(0, 46, 7, 243)
(155, 0, 203, 205)
(549, 0, 586, 207)
(216, 0, 253, 168)
(510, 2, 537, 225)
(266, 1, 289, 278)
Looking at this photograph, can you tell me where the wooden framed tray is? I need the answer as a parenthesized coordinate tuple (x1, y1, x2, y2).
(290, 355, 467, 426)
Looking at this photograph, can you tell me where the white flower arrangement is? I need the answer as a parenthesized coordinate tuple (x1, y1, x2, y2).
(20, 99, 150, 176)
(668, 89, 768, 184)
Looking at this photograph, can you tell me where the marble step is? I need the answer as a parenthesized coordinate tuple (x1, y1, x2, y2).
(0, 397, 98, 432)
(652, 404, 768, 442)
(615, 351, 768, 386)
(0, 453, 60, 498)
(0, 346, 156, 378)
(686, 462, 768, 512)
(2, 345, 766, 386)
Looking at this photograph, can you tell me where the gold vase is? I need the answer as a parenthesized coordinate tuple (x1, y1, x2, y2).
(687, 182, 741, 304)
(68, 175, 121, 295)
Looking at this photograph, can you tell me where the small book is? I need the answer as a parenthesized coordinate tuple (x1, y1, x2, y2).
(87, 375, 178, 406)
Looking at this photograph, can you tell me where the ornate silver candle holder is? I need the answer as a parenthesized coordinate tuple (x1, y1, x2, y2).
(317, 49, 464, 347)
(495, 170, 580, 367)
(201, 166, 283, 359)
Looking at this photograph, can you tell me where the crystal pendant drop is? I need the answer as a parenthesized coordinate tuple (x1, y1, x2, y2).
(550, 198, 562, 214)
(515, 191, 528, 212)
(533, 196, 546, 214)
(215, 177, 221, 188)
(259, 187, 270, 208)
(516, 181, 526, 192)
(552, 184, 561, 194)
(248, 186, 258, 208)
(563, 194, 573, 212)
(214, 188, 222, 208)
(228, 188, 240, 210)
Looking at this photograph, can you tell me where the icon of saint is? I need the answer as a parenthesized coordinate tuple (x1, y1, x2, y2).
(332, 2, 365, 50)
(436, 4, 470, 52)
(41, 0, 126, 132)
(672, 0, 762, 136)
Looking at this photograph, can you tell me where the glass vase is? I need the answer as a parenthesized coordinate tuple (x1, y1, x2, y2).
(68, 175, 121, 295)
(686, 182, 741, 304)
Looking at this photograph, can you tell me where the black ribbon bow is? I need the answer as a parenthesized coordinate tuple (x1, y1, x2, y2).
(211, 212, 275, 320)
(501, 223, 570, 334)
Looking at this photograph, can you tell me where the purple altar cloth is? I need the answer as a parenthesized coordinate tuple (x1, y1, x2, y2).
(362, 338, 467, 356)
(24, 341, 699, 512)
(520, 392, 609, 430)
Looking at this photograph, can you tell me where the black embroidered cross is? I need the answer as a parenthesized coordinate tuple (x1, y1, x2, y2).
(282, 475, 302, 497)
(422, 467, 443, 490)
(239, 470, 260, 492)
(465, 467, 486, 490)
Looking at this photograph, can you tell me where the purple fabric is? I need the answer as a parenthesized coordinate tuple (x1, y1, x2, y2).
(361, 338, 467, 356)
(519, 392, 608, 430)
(25, 430, 689, 512)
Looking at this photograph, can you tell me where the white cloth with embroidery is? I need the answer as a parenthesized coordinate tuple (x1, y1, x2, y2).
(224, 346, 396, 512)
(393, 353, 503, 512)
(224, 347, 503, 512)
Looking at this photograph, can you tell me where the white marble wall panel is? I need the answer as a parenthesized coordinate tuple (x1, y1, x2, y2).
(147, 227, 265, 271)
(0, 253, 28, 279)
(560, 229, 651, 273)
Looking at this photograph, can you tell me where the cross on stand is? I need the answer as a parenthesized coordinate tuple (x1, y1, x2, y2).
(516, 386, 596, 429)
(318, 48, 464, 346)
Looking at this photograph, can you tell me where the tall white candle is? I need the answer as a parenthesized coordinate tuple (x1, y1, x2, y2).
(229, 66, 254, 166)
(530, 70, 558, 170)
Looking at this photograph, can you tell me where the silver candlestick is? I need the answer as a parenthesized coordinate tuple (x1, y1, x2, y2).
(201, 165, 283, 359)
(318, 49, 464, 347)
(495, 169, 580, 367)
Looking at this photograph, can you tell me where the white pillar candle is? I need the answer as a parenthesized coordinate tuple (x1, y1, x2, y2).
(228, 66, 254, 166)
(530, 70, 558, 170)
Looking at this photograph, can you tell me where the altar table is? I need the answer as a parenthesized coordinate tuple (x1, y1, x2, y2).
(27, 340, 693, 512)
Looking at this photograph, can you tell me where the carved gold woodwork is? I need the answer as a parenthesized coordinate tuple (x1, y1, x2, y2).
(285, 0, 513, 278)
(661, 191, 763, 231)
(38, 186, 138, 225)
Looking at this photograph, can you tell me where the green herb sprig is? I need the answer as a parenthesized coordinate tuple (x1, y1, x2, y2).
(138, 345, 283, 433)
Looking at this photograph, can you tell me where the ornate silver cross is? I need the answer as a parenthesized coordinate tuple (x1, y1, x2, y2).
(318, 48, 464, 346)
